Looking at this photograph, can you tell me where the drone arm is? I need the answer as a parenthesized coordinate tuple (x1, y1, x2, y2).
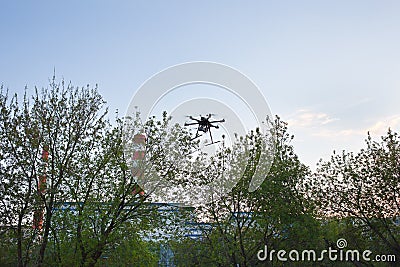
(189, 116, 200, 122)
(184, 122, 200, 126)
(209, 119, 225, 123)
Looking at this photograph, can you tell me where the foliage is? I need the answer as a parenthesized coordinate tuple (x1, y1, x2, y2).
(309, 130, 400, 260)
(172, 116, 321, 266)
(2, 76, 400, 266)
(0, 78, 194, 266)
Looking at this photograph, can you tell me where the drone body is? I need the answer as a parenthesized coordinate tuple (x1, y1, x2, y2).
(184, 114, 225, 145)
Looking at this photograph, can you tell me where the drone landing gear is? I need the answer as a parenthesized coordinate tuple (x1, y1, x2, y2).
(200, 129, 223, 146)
(204, 140, 222, 147)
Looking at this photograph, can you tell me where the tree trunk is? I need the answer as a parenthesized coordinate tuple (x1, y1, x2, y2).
(17, 214, 23, 267)
(36, 207, 52, 266)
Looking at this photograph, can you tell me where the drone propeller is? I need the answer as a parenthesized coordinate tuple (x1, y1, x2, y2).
(185, 114, 220, 120)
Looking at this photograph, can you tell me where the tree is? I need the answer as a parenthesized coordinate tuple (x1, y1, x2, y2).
(0, 78, 112, 266)
(0, 85, 48, 266)
(0, 78, 197, 266)
(310, 129, 400, 260)
(172, 116, 319, 266)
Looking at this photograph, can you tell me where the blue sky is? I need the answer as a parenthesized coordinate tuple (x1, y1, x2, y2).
(1, 1, 400, 168)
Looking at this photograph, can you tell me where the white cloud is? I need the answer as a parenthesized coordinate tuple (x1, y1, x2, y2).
(312, 115, 400, 138)
(286, 109, 339, 128)
(286, 108, 400, 139)
(367, 115, 400, 135)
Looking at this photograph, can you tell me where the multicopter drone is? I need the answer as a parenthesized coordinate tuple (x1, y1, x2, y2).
(184, 114, 225, 145)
